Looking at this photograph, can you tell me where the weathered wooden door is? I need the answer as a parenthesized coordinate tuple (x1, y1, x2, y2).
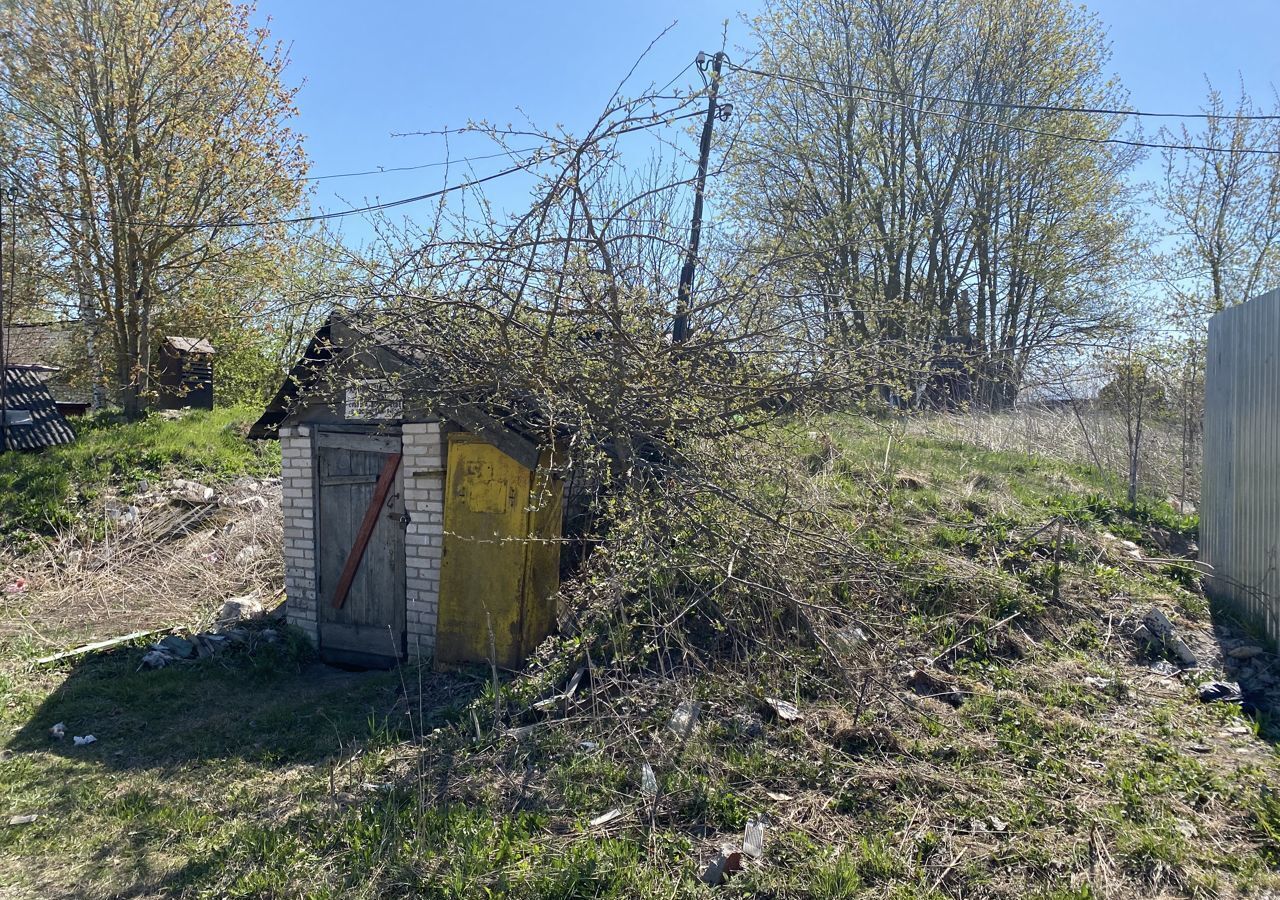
(437, 434, 531, 668)
(316, 429, 406, 667)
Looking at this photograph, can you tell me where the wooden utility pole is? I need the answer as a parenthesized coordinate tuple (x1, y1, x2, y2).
(672, 51, 729, 344)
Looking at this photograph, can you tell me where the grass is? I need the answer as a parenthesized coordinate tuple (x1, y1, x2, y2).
(0, 406, 279, 543)
(2, 413, 1278, 898)
(0, 630, 462, 899)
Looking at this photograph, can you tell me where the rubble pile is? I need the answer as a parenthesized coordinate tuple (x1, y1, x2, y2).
(137, 596, 283, 670)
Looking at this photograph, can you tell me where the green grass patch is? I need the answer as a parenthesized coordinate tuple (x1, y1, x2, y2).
(0, 406, 278, 541)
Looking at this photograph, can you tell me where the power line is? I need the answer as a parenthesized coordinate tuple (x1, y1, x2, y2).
(13, 108, 708, 230)
(300, 147, 545, 182)
(728, 63, 1280, 156)
(727, 61, 1280, 122)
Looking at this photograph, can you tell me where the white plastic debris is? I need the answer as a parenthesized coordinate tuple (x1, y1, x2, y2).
(72, 735, 97, 746)
(764, 697, 802, 722)
(7, 814, 38, 826)
(589, 808, 623, 828)
(170, 479, 215, 504)
(742, 818, 766, 859)
(667, 700, 702, 738)
(641, 762, 658, 797)
(139, 650, 171, 670)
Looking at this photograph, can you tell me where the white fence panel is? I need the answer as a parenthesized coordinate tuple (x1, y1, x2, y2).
(1202, 287, 1280, 647)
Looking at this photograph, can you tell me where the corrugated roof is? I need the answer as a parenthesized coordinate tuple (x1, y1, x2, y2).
(1, 366, 77, 451)
(165, 336, 216, 355)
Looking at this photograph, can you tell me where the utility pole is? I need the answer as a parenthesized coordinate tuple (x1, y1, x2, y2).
(672, 51, 730, 344)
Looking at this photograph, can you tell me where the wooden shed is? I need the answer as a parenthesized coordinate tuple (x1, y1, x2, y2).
(157, 336, 215, 410)
(250, 317, 564, 669)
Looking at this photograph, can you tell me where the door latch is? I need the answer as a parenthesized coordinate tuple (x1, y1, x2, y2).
(387, 511, 412, 527)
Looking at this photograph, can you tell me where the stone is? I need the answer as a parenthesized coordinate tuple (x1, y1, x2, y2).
(139, 650, 171, 669)
(170, 479, 215, 504)
(1227, 645, 1266, 660)
(217, 595, 265, 625)
(1137, 608, 1198, 667)
(156, 635, 196, 659)
(260, 628, 281, 644)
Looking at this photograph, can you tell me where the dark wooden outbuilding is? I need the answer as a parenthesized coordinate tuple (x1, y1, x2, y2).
(156, 336, 215, 410)
(1, 366, 77, 451)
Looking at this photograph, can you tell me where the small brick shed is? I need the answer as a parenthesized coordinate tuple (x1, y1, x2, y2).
(251, 317, 563, 669)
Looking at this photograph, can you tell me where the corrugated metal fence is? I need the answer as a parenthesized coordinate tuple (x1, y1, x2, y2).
(1202, 287, 1280, 648)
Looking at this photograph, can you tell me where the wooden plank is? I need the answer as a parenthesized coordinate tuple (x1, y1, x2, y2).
(319, 475, 380, 487)
(330, 452, 402, 610)
(316, 431, 400, 454)
(36, 630, 162, 665)
(319, 621, 403, 657)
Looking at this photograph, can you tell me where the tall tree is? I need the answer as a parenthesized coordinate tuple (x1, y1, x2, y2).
(726, 0, 1135, 407)
(0, 0, 306, 416)
(1154, 82, 1280, 322)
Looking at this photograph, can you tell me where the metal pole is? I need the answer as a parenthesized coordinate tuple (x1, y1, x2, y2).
(672, 51, 728, 344)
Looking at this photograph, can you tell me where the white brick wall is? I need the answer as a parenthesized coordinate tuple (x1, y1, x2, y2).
(280, 425, 318, 644)
(402, 421, 445, 659)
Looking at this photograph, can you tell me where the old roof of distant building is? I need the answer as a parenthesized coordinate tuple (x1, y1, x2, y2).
(1, 366, 77, 451)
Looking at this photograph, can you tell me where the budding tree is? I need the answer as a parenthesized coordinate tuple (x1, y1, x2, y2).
(0, 0, 307, 415)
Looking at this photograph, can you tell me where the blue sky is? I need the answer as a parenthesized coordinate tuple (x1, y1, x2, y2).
(252, 0, 1280, 247)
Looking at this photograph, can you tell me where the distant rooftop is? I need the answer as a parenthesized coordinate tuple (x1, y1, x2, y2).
(165, 336, 216, 355)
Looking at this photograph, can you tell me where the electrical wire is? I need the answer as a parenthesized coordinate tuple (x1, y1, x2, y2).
(725, 61, 1280, 122)
(300, 147, 545, 182)
(12, 108, 708, 230)
(727, 62, 1280, 156)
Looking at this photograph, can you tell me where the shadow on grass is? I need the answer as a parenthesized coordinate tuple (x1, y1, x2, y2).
(7, 634, 481, 771)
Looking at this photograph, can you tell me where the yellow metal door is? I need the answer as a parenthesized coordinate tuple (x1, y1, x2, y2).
(437, 434, 531, 668)
(520, 449, 563, 655)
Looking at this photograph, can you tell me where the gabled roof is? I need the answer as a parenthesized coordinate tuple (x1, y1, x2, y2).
(5, 320, 79, 369)
(165, 336, 216, 355)
(249, 315, 549, 471)
(4, 320, 95, 406)
(247, 321, 340, 440)
(1, 366, 77, 451)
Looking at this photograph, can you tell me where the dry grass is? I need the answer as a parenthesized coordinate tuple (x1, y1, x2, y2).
(0, 478, 283, 656)
(906, 407, 1201, 508)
